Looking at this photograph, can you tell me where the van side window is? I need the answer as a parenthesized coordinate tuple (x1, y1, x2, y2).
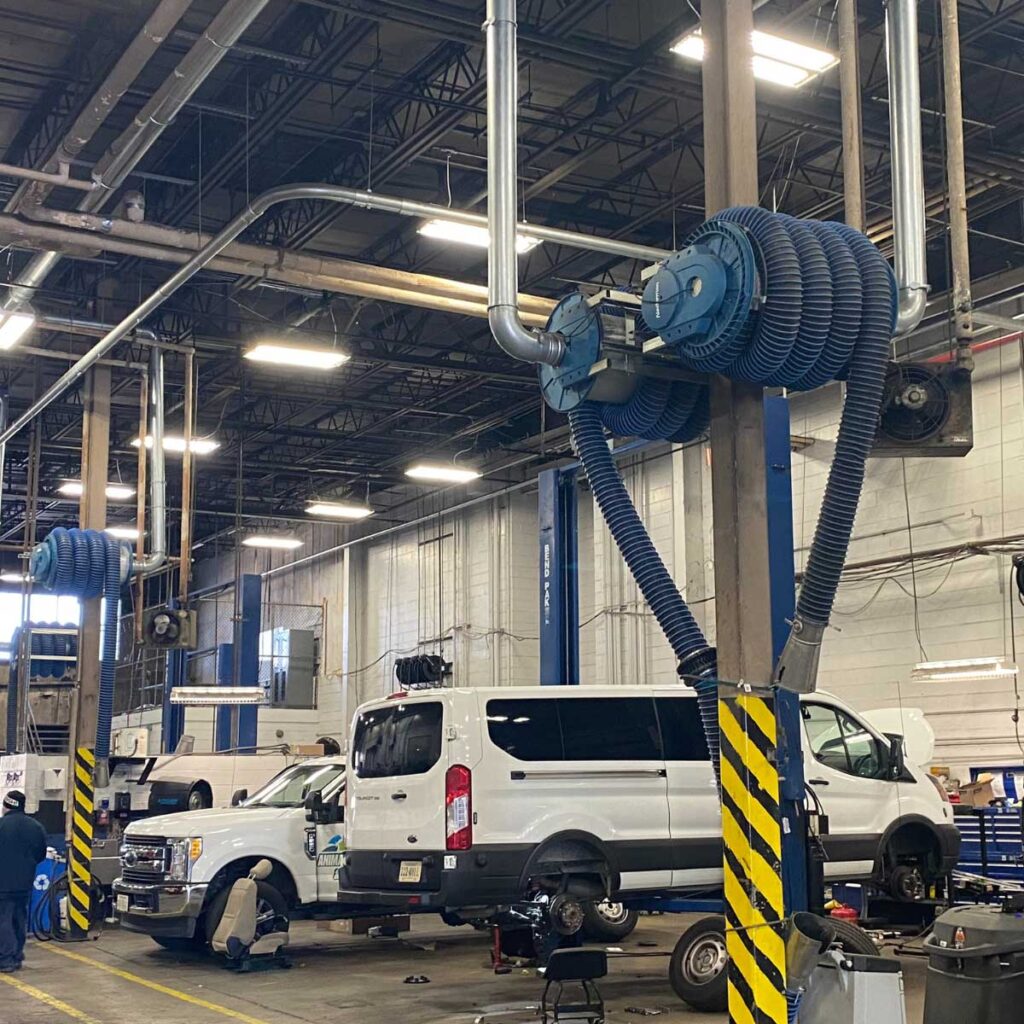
(803, 703, 884, 780)
(352, 702, 443, 778)
(655, 698, 711, 761)
(560, 698, 661, 761)
(486, 699, 561, 761)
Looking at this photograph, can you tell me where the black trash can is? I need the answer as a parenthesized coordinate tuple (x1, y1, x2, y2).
(924, 902, 1024, 1024)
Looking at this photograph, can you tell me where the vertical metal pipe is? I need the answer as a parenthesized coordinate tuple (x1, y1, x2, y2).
(134, 369, 148, 643)
(135, 348, 166, 575)
(939, 0, 973, 343)
(0, 393, 7, 528)
(484, 0, 564, 366)
(838, 0, 865, 232)
(179, 349, 194, 602)
(886, 0, 929, 335)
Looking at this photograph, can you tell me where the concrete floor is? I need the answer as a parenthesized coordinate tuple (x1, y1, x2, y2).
(1, 915, 929, 1024)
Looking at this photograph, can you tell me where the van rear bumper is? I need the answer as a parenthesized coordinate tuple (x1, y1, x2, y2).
(339, 846, 532, 908)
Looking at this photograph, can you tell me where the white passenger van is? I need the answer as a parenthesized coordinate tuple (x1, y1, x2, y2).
(339, 686, 958, 920)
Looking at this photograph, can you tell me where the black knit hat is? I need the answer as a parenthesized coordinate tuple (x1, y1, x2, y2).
(2, 790, 25, 811)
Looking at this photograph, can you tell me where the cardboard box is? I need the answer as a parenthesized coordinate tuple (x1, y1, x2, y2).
(294, 743, 325, 756)
(959, 773, 996, 808)
(317, 915, 411, 935)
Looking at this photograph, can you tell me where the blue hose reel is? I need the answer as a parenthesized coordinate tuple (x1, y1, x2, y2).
(546, 206, 897, 717)
(30, 527, 133, 761)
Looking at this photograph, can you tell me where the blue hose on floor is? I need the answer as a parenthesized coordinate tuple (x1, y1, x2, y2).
(30, 527, 128, 760)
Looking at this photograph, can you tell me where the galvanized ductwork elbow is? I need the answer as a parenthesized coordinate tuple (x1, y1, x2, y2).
(485, 0, 565, 366)
(886, 0, 929, 335)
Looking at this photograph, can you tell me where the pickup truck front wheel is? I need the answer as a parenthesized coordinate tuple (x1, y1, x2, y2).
(203, 880, 289, 951)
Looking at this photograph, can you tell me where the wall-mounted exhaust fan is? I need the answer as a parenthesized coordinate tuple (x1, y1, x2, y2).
(872, 362, 973, 457)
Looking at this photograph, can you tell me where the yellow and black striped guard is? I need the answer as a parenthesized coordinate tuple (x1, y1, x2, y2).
(69, 746, 94, 938)
(719, 692, 787, 1024)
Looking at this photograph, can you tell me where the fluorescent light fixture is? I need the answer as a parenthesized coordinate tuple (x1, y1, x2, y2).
(244, 342, 349, 370)
(306, 502, 374, 520)
(670, 29, 838, 88)
(170, 686, 266, 706)
(57, 481, 136, 501)
(0, 571, 28, 584)
(911, 657, 1018, 682)
(418, 218, 542, 254)
(405, 463, 482, 484)
(132, 435, 220, 455)
(106, 526, 140, 541)
(0, 310, 35, 350)
(242, 535, 304, 550)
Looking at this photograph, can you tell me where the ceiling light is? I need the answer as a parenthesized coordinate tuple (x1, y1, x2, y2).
(106, 526, 140, 541)
(244, 342, 349, 370)
(241, 535, 303, 550)
(170, 686, 266, 706)
(0, 571, 27, 584)
(417, 218, 542, 254)
(405, 464, 482, 484)
(670, 29, 838, 88)
(911, 657, 1018, 682)
(58, 481, 136, 501)
(0, 310, 35, 350)
(132, 435, 219, 455)
(306, 502, 374, 520)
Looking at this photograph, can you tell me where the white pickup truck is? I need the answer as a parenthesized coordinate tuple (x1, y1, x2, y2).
(113, 757, 397, 951)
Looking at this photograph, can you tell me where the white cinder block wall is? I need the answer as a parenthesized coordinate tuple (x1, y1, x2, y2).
(163, 343, 1022, 781)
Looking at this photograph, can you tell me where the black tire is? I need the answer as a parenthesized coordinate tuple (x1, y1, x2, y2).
(203, 879, 289, 950)
(669, 916, 728, 1013)
(826, 917, 879, 955)
(150, 934, 207, 954)
(581, 901, 639, 942)
(187, 785, 212, 811)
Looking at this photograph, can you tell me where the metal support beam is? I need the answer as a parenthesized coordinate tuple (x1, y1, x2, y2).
(702, 4, 787, 1022)
(215, 643, 236, 753)
(838, 0, 865, 232)
(538, 467, 579, 685)
(234, 574, 261, 752)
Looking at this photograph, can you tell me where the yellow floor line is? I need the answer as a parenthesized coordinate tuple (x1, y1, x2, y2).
(0, 970, 103, 1023)
(43, 945, 276, 1024)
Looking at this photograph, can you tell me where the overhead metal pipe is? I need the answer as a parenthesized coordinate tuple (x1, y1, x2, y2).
(886, 0, 929, 335)
(939, 0, 974, 344)
(0, 176, 667, 448)
(2, 0, 266, 314)
(0, 164, 97, 193)
(485, 0, 565, 366)
(134, 347, 167, 576)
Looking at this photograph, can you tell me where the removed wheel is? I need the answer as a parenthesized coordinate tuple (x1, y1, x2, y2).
(581, 900, 639, 942)
(826, 916, 879, 955)
(203, 879, 289, 950)
(669, 916, 728, 1013)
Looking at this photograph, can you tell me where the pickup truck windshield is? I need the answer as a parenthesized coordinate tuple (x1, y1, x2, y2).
(244, 763, 345, 807)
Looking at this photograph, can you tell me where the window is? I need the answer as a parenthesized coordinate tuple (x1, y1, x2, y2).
(0, 593, 81, 662)
(487, 699, 562, 761)
(656, 697, 711, 761)
(486, 697, 662, 762)
(353, 702, 443, 778)
(803, 703, 884, 779)
(245, 763, 345, 807)
(560, 698, 662, 761)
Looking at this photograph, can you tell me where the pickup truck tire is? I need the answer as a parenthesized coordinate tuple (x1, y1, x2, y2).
(581, 901, 639, 941)
(203, 879, 289, 950)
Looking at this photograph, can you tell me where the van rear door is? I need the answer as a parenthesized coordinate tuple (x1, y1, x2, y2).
(348, 698, 448, 887)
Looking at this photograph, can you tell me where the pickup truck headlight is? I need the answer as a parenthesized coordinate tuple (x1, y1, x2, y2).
(167, 838, 203, 882)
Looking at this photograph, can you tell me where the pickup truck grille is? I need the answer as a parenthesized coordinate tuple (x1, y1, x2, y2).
(120, 835, 169, 883)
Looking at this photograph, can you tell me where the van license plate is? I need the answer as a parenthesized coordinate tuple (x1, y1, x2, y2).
(398, 861, 422, 883)
(116, 894, 129, 914)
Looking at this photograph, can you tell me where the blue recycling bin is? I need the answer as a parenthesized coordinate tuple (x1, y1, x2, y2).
(28, 854, 65, 932)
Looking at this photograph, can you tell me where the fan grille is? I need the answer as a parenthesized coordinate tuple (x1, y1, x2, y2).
(879, 365, 952, 443)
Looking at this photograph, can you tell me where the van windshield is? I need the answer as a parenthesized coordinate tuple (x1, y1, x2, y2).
(243, 763, 345, 808)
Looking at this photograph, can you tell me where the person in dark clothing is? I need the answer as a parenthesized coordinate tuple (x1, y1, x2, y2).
(0, 790, 47, 972)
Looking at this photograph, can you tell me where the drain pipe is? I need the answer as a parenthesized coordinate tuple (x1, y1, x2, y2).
(2, 0, 267, 313)
(886, 0, 929, 335)
(485, 0, 565, 366)
(134, 346, 166, 576)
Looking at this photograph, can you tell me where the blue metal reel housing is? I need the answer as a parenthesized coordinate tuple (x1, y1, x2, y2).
(640, 220, 757, 369)
(538, 292, 610, 412)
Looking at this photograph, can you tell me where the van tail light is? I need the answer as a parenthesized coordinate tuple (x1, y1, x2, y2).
(445, 764, 472, 851)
